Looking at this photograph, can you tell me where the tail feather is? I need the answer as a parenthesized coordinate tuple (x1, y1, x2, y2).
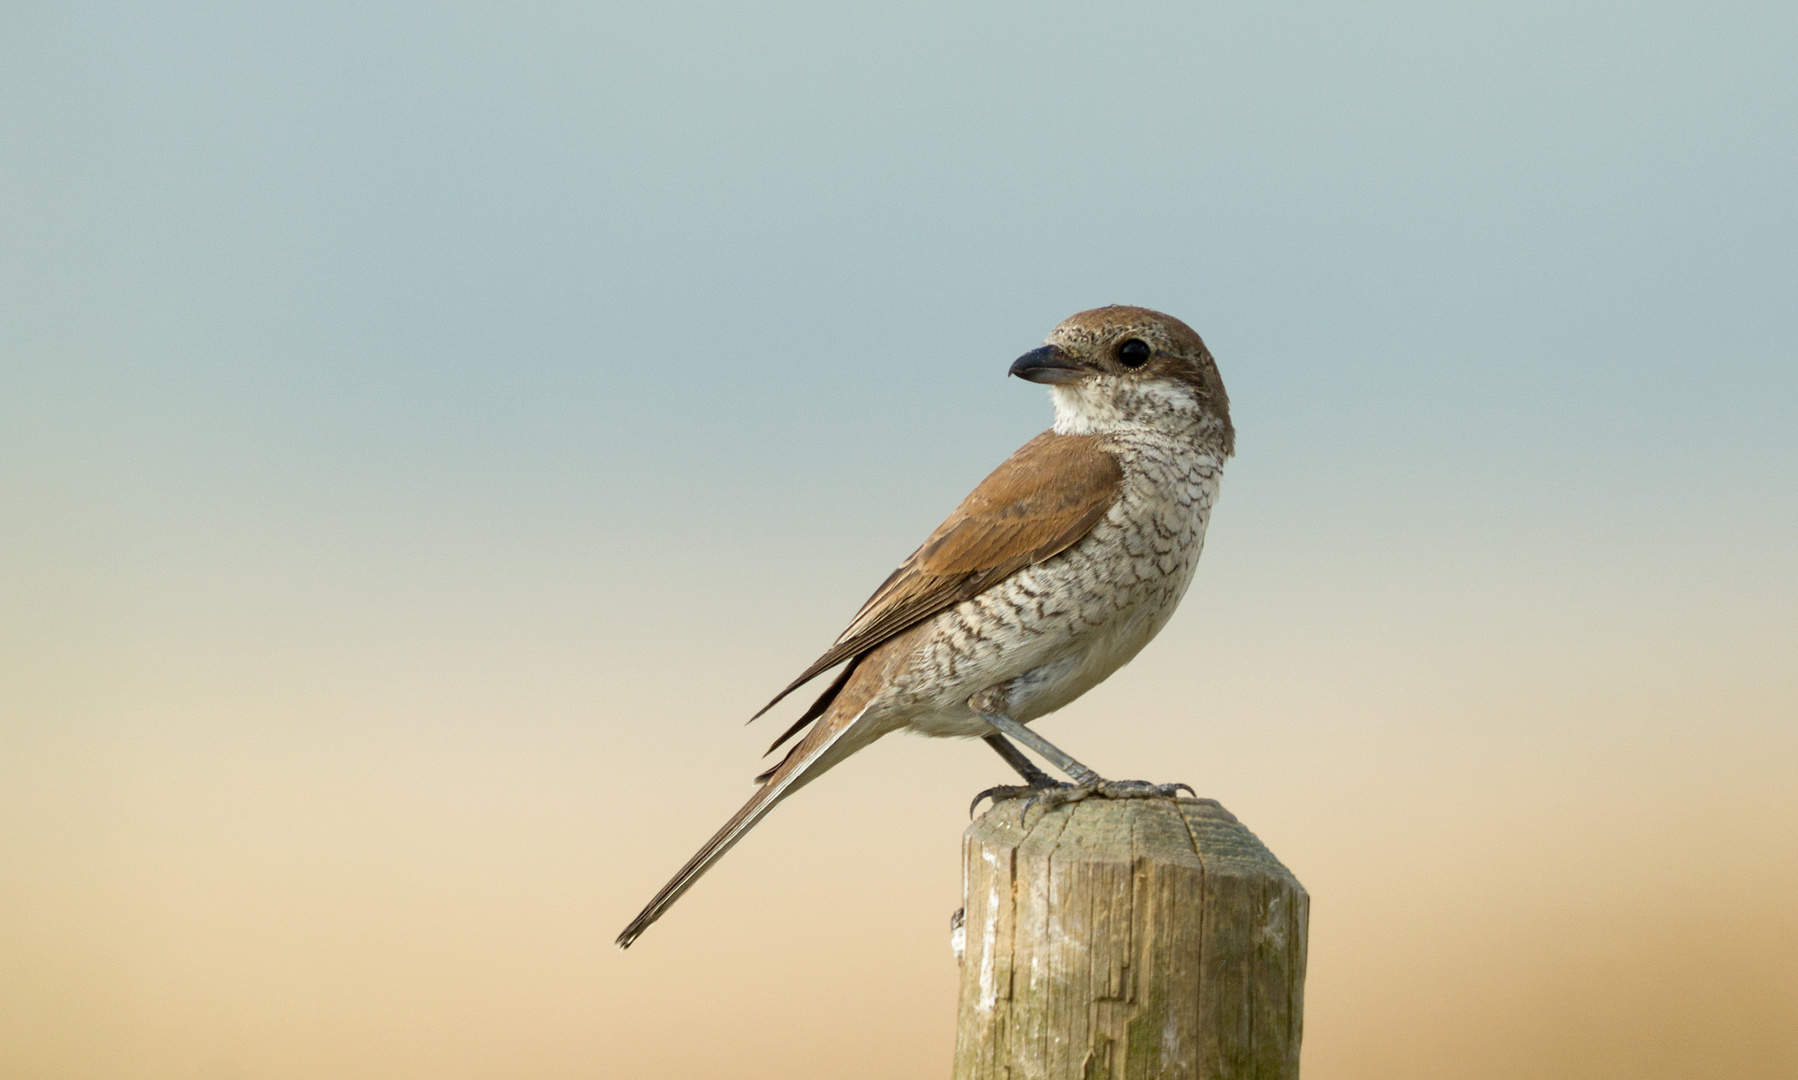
(760, 655, 861, 757)
(615, 708, 869, 949)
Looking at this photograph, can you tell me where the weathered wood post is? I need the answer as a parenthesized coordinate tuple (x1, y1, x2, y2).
(951, 797, 1307, 1080)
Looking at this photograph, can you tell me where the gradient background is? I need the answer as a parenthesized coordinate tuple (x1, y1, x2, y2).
(3, 2, 1795, 1077)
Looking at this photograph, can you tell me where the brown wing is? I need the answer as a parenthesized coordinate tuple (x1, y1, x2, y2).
(752, 430, 1123, 741)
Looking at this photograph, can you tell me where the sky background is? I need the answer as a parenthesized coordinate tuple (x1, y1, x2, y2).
(3, 1, 1795, 1077)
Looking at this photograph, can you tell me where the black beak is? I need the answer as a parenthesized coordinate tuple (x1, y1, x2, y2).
(1008, 345, 1087, 385)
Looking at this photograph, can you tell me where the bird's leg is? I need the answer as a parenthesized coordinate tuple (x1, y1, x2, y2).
(983, 733, 1057, 787)
(971, 713, 1194, 820)
(970, 734, 1062, 816)
(980, 713, 1100, 785)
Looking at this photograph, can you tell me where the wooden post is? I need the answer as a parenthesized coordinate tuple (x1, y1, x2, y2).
(951, 797, 1307, 1080)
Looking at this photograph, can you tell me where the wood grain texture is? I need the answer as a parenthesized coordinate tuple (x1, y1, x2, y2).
(952, 798, 1307, 1080)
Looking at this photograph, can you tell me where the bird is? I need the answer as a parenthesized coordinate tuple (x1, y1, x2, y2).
(616, 305, 1234, 949)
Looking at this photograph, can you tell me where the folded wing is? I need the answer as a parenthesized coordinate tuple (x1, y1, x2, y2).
(754, 430, 1124, 750)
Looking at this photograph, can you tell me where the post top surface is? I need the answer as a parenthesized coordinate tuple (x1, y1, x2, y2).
(968, 796, 1302, 888)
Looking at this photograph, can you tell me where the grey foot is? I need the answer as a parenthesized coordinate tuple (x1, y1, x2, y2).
(972, 778, 1195, 822)
(969, 779, 1058, 818)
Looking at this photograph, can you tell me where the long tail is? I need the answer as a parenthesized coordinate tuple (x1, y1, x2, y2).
(615, 706, 874, 949)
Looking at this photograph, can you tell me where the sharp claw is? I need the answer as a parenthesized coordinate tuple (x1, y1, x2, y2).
(1021, 788, 1057, 824)
(970, 784, 1044, 819)
(1170, 782, 1195, 798)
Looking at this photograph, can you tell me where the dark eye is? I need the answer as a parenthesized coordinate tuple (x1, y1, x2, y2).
(1117, 338, 1151, 368)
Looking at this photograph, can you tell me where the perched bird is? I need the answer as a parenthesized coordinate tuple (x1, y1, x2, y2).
(617, 305, 1234, 949)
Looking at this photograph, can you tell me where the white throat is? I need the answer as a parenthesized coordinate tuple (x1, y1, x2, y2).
(1049, 380, 1206, 438)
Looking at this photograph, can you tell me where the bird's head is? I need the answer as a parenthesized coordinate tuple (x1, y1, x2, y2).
(1010, 306, 1233, 457)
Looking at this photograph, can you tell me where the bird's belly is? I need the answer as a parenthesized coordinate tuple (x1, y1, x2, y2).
(886, 555, 1195, 739)
(1005, 600, 1170, 720)
(871, 457, 1215, 741)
